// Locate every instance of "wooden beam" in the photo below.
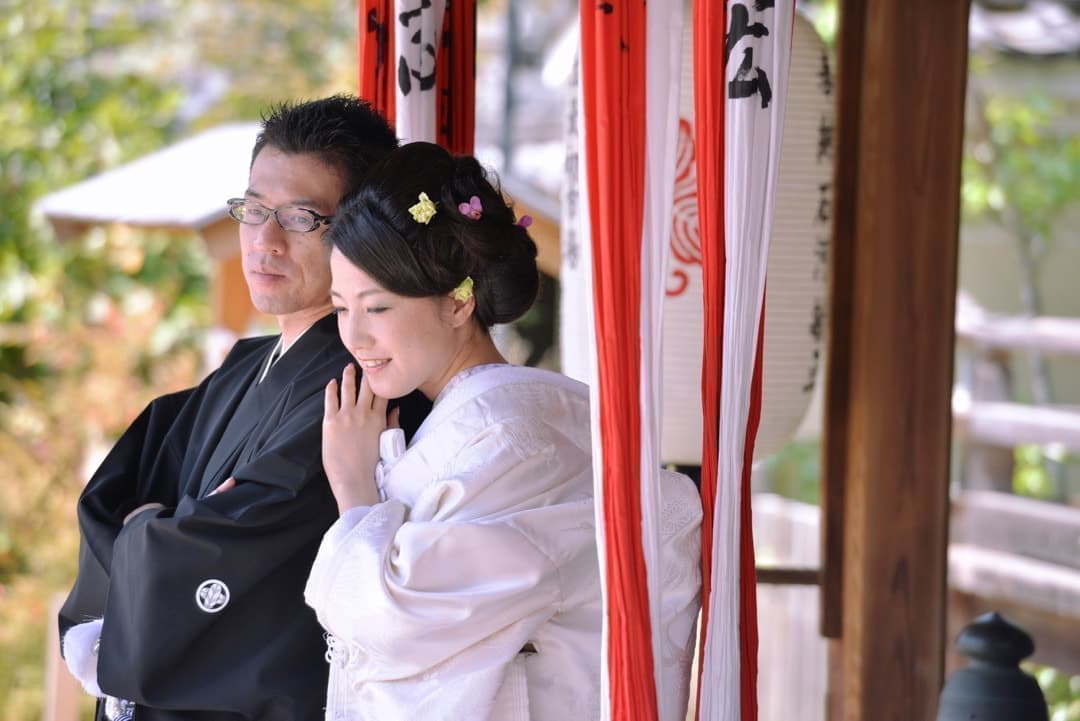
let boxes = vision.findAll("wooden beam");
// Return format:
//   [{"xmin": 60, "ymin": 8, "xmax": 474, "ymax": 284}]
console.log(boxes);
[
  {"xmin": 756, "ymin": 567, "xmax": 821, "ymax": 586},
  {"xmin": 954, "ymin": 401, "xmax": 1080, "ymax": 451},
  {"xmin": 956, "ymin": 300, "xmax": 1080, "ymax": 356},
  {"xmin": 951, "ymin": 490, "xmax": 1080, "ymax": 570},
  {"xmin": 949, "ymin": 544, "xmax": 1080, "ymax": 627},
  {"xmin": 826, "ymin": 1, "xmax": 971, "ymax": 720}
]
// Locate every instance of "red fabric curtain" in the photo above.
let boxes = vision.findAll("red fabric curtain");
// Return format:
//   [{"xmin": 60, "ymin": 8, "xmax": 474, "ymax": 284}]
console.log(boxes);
[
  {"xmin": 692, "ymin": 7, "xmax": 726, "ymax": 716},
  {"xmin": 738, "ymin": 323, "xmax": 763, "ymax": 721},
  {"xmin": 694, "ymin": 1, "xmax": 761, "ymax": 719},
  {"xmin": 357, "ymin": 0, "xmax": 396, "ymax": 123},
  {"xmin": 579, "ymin": 3, "xmax": 658, "ymax": 720},
  {"xmin": 436, "ymin": 0, "xmax": 476, "ymax": 154},
  {"xmin": 359, "ymin": 0, "xmax": 474, "ymax": 152}
]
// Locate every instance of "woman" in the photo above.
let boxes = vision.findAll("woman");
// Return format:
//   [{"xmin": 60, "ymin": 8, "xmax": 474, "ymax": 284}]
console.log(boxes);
[{"xmin": 305, "ymin": 142, "xmax": 700, "ymax": 721}]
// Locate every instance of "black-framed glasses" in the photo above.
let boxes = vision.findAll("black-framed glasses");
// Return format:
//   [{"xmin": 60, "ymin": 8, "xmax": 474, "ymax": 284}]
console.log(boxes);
[{"xmin": 226, "ymin": 198, "xmax": 333, "ymax": 233}]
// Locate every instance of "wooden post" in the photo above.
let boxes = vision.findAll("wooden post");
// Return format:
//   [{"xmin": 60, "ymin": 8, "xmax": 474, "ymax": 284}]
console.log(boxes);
[{"xmin": 825, "ymin": 0, "xmax": 971, "ymax": 719}]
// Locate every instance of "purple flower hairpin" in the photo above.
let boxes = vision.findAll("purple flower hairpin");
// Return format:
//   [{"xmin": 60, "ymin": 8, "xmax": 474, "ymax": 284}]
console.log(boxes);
[
  {"xmin": 458, "ymin": 195, "xmax": 483, "ymax": 220},
  {"xmin": 517, "ymin": 214, "xmax": 533, "ymax": 229}
]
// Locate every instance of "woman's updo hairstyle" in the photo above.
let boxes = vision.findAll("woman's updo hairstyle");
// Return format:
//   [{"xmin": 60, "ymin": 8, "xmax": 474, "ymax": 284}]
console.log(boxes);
[{"xmin": 328, "ymin": 141, "xmax": 539, "ymax": 328}]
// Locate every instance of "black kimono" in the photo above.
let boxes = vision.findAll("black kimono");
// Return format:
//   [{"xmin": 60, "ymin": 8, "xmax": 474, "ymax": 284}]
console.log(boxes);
[{"xmin": 59, "ymin": 312, "xmax": 430, "ymax": 721}]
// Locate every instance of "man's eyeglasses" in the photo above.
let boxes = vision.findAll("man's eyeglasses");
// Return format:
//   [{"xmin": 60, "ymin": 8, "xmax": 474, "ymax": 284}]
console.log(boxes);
[{"xmin": 226, "ymin": 198, "xmax": 333, "ymax": 233}]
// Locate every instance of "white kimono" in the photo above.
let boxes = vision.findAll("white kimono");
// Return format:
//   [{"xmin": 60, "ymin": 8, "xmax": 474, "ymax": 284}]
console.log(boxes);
[{"xmin": 305, "ymin": 365, "xmax": 701, "ymax": 721}]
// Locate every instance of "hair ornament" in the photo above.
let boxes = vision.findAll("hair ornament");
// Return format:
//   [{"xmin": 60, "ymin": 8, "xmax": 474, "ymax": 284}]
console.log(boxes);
[
  {"xmin": 451, "ymin": 276, "xmax": 474, "ymax": 303},
  {"xmin": 408, "ymin": 192, "xmax": 438, "ymax": 224},
  {"xmin": 517, "ymin": 214, "xmax": 533, "ymax": 229},
  {"xmin": 458, "ymin": 195, "xmax": 483, "ymax": 220}
]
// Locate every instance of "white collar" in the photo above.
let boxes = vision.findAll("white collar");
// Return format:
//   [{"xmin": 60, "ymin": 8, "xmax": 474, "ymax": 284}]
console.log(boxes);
[{"xmin": 257, "ymin": 322, "xmax": 316, "ymax": 383}]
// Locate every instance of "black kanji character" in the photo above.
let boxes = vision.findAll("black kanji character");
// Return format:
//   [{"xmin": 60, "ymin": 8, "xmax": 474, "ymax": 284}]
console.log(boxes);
[
  {"xmin": 725, "ymin": 3, "xmax": 769, "ymax": 64},
  {"xmin": 728, "ymin": 47, "xmax": 773, "ymax": 108}
]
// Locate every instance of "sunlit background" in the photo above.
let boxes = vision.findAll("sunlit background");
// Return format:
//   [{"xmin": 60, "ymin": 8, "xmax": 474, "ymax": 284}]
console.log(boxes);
[{"xmin": 1, "ymin": 1, "xmax": 1078, "ymax": 719}]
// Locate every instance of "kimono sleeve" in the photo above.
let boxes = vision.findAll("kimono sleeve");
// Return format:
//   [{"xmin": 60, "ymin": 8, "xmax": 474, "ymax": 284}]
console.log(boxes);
[
  {"xmin": 305, "ymin": 423, "xmax": 595, "ymax": 682},
  {"xmin": 59, "ymin": 387, "xmax": 196, "ymax": 639},
  {"xmin": 95, "ymin": 385, "xmax": 337, "ymax": 713}
]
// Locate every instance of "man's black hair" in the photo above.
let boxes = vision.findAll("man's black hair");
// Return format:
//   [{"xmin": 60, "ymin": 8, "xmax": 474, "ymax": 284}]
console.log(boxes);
[{"xmin": 253, "ymin": 95, "xmax": 398, "ymax": 196}]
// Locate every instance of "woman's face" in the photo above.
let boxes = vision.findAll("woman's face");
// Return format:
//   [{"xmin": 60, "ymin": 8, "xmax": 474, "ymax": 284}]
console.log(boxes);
[{"xmin": 329, "ymin": 248, "xmax": 465, "ymax": 400}]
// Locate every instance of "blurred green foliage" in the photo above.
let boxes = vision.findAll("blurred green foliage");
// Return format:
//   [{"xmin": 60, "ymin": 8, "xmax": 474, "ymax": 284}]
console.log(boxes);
[
  {"xmin": 1, "ymin": 3, "xmax": 199, "ymax": 716},
  {"xmin": 962, "ymin": 84, "xmax": 1080, "ymax": 241},
  {"xmin": 759, "ymin": 440, "xmax": 821, "ymax": 506},
  {"xmin": 1012, "ymin": 443, "xmax": 1055, "ymax": 500},
  {"xmin": 0, "ymin": 1, "xmax": 191, "ymax": 385},
  {"xmin": 1024, "ymin": 663, "xmax": 1080, "ymax": 721},
  {"xmin": 961, "ymin": 54, "xmax": 1080, "ymax": 503},
  {"xmin": 0, "ymin": 0, "xmax": 357, "ymax": 717}
]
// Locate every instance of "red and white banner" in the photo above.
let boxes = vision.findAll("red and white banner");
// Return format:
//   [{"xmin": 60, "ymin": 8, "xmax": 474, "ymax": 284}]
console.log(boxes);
[
  {"xmin": 358, "ymin": 0, "xmax": 475, "ymax": 153},
  {"xmin": 572, "ymin": 2, "xmax": 797, "ymax": 720},
  {"xmin": 695, "ymin": 3, "xmax": 794, "ymax": 721}
]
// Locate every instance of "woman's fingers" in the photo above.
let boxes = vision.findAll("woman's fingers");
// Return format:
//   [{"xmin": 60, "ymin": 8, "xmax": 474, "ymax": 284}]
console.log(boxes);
[
  {"xmin": 388, "ymin": 406, "xmax": 401, "ymax": 429},
  {"xmin": 359, "ymin": 375, "xmax": 389, "ymax": 425},
  {"xmin": 329, "ymin": 364, "xmax": 388, "ymax": 427},
  {"xmin": 357, "ymin": 371, "xmax": 374, "ymax": 409},
  {"xmin": 340, "ymin": 363, "xmax": 357, "ymax": 408}
]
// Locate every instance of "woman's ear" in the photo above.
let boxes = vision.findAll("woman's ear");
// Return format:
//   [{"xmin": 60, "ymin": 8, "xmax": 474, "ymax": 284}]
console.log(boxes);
[
  {"xmin": 444, "ymin": 276, "xmax": 476, "ymax": 328},
  {"xmin": 442, "ymin": 292, "xmax": 476, "ymax": 328}
]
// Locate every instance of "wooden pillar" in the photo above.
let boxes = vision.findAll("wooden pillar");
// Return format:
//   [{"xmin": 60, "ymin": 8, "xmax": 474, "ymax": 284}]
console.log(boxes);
[{"xmin": 823, "ymin": 1, "xmax": 971, "ymax": 719}]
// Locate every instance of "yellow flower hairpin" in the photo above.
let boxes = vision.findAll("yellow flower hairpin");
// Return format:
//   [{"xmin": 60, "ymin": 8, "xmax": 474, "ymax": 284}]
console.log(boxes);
[
  {"xmin": 408, "ymin": 192, "xmax": 437, "ymax": 224},
  {"xmin": 451, "ymin": 276, "xmax": 474, "ymax": 303}
]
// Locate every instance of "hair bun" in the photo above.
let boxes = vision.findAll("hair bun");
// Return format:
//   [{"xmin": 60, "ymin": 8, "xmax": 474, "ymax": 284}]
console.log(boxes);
[{"xmin": 328, "ymin": 142, "xmax": 540, "ymax": 328}]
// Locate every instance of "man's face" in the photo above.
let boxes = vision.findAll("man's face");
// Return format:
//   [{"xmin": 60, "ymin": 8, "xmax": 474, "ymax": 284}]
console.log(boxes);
[{"xmin": 239, "ymin": 147, "xmax": 345, "ymax": 319}]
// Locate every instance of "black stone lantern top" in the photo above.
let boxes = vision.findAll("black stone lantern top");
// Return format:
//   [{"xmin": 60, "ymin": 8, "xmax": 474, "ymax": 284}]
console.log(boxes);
[{"xmin": 956, "ymin": 611, "xmax": 1036, "ymax": 666}]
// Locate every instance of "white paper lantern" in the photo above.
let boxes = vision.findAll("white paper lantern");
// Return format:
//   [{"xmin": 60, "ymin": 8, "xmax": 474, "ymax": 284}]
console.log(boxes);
[
  {"xmin": 657, "ymin": 10, "xmax": 834, "ymax": 464},
  {"xmin": 559, "ymin": 11, "xmax": 833, "ymax": 465}
]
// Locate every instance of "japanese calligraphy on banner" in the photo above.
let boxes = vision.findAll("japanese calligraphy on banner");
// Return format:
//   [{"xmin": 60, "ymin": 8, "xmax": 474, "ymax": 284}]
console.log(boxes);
[
  {"xmin": 563, "ymin": 11, "xmax": 834, "ymax": 466},
  {"xmin": 359, "ymin": 0, "xmax": 475, "ymax": 153},
  {"xmin": 394, "ymin": 0, "xmax": 447, "ymax": 142},
  {"xmin": 560, "ymin": 6, "xmax": 821, "ymax": 718},
  {"xmin": 661, "ymin": 10, "xmax": 833, "ymax": 465}
]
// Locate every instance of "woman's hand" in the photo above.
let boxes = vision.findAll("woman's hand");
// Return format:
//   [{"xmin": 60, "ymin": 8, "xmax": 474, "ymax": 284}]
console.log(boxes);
[{"xmin": 323, "ymin": 364, "xmax": 386, "ymax": 514}]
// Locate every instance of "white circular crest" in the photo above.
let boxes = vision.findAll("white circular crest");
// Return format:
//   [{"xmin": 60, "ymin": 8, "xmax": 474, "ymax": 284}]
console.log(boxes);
[{"xmin": 195, "ymin": 578, "xmax": 230, "ymax": 613}]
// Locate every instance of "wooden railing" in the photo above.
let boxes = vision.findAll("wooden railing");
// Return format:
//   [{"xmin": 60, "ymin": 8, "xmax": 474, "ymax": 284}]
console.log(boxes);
[
  {"xmin": 953, "ymin": 293, "xmax": 1080, "ymax": 464},
  {"xmin": 949, "ymin": 294, "xmax": 1080, "ymax": 673},
  {"xmin": 750, "ymin": 491, "xmax": 1080, "ymax": 720},
  {"xmin": 948, "ymin": 490, "xmax": 1080, "ymax": 675}
]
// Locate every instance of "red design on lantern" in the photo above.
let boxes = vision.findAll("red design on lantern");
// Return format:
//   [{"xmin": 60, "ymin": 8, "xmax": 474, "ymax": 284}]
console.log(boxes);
[{"xmin": 668, "ymin": 118, "xmax": 701, "ymax": 297}]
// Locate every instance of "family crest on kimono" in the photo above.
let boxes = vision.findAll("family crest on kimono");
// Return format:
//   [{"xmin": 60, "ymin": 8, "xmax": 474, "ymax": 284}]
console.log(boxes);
[
  {"xmin": 58, "ymin": 96, "xmax": 431, "ymax": 721},
  {"xmin": 305, "ymin": 140, "xmax": 703, "ymax": 721}
]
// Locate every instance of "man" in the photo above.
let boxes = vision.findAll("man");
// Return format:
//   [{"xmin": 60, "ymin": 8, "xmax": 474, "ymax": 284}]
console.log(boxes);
[{"xmin": 58, "ymin": 95, "xmax": 430, "ymax": 720}]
